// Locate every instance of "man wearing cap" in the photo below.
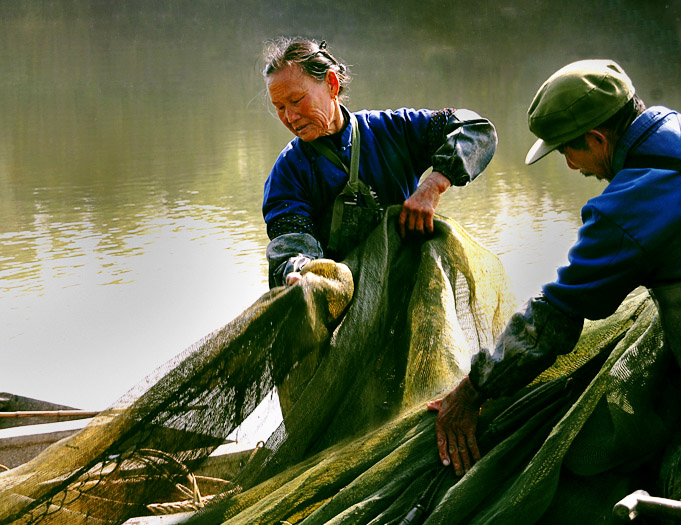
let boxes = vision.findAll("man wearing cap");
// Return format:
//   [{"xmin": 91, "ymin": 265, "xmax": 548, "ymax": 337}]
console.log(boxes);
[{"xmin": 429, "ymin": 59, "xmax": 681, "ymax": 476}]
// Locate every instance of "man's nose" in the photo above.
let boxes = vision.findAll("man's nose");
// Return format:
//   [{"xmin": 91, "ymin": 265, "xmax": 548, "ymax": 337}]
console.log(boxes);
[{"xmin": 565, "ymin": 157, "xmax": 578, "ymax": 170}]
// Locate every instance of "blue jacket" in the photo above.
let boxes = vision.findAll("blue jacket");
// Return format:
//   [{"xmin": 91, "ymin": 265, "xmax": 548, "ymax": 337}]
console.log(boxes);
[
  {"xmin": 263, "ymin": 106, "xmax": 497, "ymax": 287},
  {"xmin": 544, "ymin": 106, "xmax": 681, "ymax": 319},
  {"xmin": 471, "ymin": 106, "xmax": 681, "ymax": 398},
  {"xmin": 265, "ymin": 107, "xmax": 430, "ymax": 226},
  {"xmin": 263, "ymin": 106, "xmax": 495, "ymax": 231}
]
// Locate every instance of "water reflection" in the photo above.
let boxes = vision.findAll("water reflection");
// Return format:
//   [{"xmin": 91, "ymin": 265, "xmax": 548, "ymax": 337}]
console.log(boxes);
[{"xmin": 1, "ymin": 1, "xmax": 680, "ymax": 410}]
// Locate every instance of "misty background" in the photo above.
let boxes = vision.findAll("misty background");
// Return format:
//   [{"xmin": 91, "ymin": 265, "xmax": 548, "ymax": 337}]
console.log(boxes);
[{"xmin": 1, "ymin": 1, "xmax": 680, "ymax": 411}]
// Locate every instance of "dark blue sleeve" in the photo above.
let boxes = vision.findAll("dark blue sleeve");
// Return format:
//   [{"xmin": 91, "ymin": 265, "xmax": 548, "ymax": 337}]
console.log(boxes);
[
  {"xmin": 357, "ymin": 108, "xmax": 432, "ymax": 202},
  {"xmin": 356, "ymin": 107, "xmax": 497, "ymax": 203},
  {"xmin": 542, "ymin": 206, "xmax": 646, "ymax": 320},
  {"xmin": 262, "ymin": 142, "xmax": 317, "ymax": 224}
]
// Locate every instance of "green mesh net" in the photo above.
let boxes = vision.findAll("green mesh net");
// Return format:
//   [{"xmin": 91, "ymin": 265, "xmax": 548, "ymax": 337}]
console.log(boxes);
[{"xmin": 1, "ymin": 206, "xmax": 679, "ymax": 524}]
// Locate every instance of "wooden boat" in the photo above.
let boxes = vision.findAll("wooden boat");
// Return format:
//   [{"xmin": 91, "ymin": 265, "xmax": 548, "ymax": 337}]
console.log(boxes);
[
  {"xmin": 0, "ymin": 392, "xmax": 99, "ymax": 469},
  {"xmin": 0, "ymin": 392, "xmax": 257, "ymax": 522}
]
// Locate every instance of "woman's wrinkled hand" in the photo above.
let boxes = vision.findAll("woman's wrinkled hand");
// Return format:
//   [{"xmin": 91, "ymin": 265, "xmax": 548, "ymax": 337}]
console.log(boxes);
[
  {"xmin": 285, "ymin": 271, "xmax": 303, "ymax": 286},
  {"xmin": 399, "ymin": 171, "xmax": 451, "ymax": 237},
  {"xmin": 427, "ymin": 375, "xmax": 485, "ymax": 476}
]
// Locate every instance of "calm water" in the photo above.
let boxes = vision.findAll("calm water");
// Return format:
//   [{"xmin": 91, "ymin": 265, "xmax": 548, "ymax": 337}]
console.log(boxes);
[{"xmin": 2, "ymin": 1, "xmax": 681, "ymax": 411}]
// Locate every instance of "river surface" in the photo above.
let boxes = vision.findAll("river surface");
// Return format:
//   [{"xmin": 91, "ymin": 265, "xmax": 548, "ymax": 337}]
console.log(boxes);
[{"xmin": 2, "ymin": 1, "xmax": 681, "ymax": 414}]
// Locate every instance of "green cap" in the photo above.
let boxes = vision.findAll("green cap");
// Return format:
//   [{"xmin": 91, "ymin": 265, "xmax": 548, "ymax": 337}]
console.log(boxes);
[{"xmin": 525, "ymin": 59, "xmax": 635, "ymax": 164}]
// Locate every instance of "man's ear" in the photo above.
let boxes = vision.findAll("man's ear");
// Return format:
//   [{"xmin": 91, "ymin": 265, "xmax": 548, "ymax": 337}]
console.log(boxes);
[{"xmin": 585, "ymin": 130, "xmax": 612, "ymax": 154}]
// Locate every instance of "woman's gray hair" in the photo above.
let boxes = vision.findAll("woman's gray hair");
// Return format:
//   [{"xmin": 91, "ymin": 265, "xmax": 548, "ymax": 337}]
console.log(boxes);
[{"xmin": 263, "ymin": 37, "xmax": 352, "ymax": 101}]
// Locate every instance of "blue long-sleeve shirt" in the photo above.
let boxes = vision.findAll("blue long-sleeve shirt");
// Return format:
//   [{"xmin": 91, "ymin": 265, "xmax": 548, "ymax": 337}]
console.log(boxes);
[
  {"xmin": 544, "ymin": 107, "xmax": 681, "ymax": 317},
  {"xmin": 471, "ymin": 106, "xmax": 681, "ymax": 398},
  {"xmin": 263, "ymin": 106, "xmax": 497, "ymax": 287}
]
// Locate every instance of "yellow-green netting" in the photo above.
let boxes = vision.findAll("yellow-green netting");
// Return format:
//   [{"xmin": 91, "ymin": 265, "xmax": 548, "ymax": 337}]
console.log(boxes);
[{"xmin": 1, "ymin": 206, "xmax": 678, "ymax": 524}]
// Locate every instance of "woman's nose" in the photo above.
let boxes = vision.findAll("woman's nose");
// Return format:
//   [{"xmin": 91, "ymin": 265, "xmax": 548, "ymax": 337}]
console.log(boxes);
[{"xmin": 286, "ymin": 107, "xmax": 300, "ymax": 123}]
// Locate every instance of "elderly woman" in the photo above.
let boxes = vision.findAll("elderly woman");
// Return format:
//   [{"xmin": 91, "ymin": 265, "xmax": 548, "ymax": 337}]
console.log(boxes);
[{"xmin": 263, "ymin": 38, "xmax": 497, "ymax": 287}]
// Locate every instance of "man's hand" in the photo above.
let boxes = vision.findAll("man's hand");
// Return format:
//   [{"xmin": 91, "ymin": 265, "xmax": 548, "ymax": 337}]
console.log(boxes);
[
  {"xmin": 427, "ymin": 375, "xmax": 484, "ymax": 476},
  {"xmin": 399, "ymin": 171, "xmax": 451, "ymax": 237}
]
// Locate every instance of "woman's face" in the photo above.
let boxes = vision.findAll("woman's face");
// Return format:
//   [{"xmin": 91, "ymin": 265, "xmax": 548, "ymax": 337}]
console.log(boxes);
[{"xmin": 267, "ymin": 64, "xmax": 343, "ymax": 141}]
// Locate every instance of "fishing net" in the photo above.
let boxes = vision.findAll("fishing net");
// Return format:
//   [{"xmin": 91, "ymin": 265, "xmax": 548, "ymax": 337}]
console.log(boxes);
[{"xmin": 1, "ymin": 206, "xmax": 679, "ymax": 524}]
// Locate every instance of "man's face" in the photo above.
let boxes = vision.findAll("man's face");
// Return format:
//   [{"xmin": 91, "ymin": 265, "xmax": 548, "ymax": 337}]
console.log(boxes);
[{"xmin": 558, "ymin": 131, "xmax": 613, "ymax": 181}]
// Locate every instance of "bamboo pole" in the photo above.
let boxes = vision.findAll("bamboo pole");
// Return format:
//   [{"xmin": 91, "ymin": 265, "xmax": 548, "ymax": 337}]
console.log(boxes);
[{"xmin": 0, "ymin": 410, "xmax": 100, "ymax": 418}]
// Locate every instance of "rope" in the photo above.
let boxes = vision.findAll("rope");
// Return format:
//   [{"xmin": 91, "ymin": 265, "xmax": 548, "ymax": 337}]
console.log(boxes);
[
  {"xmin": 146, "ymin": 494, "xmax": 216, "ymax": 515},
  {"xmin": 245, "ymin": 440, "xmax": 265, "ymax": 465},
  {"xmin": 137, "ymin": 448, "xmax": 239, "ymax": 515},
  {"xmin": 146, "ymin": 482, "xmax": 242, "ymax": 515}
]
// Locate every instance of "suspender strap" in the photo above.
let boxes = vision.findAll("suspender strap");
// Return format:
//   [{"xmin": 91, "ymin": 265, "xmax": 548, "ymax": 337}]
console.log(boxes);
[
  {"xmin": 624, "ymin": 154, "xmax": 681, "ymax": 172},
  {"xmin": 309, "ymin": 112, "xmax": 380, "ymax": 208},
  {"xmin": 310, "ymin": 112, "xmax": 383, "ymax": 253}
]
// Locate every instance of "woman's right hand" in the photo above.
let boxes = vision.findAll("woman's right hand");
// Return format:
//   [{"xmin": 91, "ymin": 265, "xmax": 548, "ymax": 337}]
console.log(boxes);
[
  {"xmin": 285, "ymin": 271, "xmax": 303, "ymax": 286},
  {"xmin": 399, "ymin": 171, "xmax": 451, "ymax": 237}
]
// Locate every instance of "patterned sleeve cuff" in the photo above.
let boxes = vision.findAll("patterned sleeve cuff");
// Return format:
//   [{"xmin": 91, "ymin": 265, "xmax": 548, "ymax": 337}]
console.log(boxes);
[
  {"xmin": 427, "ymin": 108, "xmax": 458, "ymax": 154},
  {"xmin": 428, "ymin": 109, "xmax": 462, "ymax": 185},
  {"xmin": 267, "ymin": 214, "xmax": 315, "ymax": 240}
]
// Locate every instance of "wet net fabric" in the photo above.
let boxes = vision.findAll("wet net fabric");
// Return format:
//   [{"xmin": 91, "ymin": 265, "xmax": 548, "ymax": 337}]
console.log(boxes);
[{"xmin": 1, "ymin": 206, "xmax": 679, "ymax": 524}]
